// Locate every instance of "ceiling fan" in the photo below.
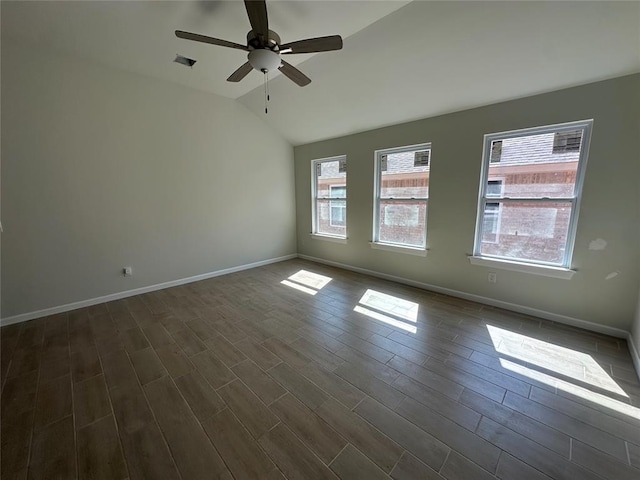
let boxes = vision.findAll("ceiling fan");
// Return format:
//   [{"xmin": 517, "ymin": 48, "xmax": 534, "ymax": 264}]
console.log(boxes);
[{"xmin": 175, "ymin": 0, "xmax": 343, "ymax": 87}]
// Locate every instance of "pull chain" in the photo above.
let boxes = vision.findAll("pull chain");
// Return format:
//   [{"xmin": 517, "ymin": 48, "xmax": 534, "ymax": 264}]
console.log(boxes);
[
  {"xmin": 262, "ymin": 70, "xmax": 272, "ymax": 114},
  {"xmin": 262, "ymin": 71, "xmax": 272, "ymax": 114}
]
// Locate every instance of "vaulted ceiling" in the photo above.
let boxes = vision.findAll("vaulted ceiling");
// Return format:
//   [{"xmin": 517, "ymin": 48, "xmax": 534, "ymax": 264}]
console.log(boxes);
[{"xmin": 3, "ymin": 1, "xmax": 640, "ymax": 145}]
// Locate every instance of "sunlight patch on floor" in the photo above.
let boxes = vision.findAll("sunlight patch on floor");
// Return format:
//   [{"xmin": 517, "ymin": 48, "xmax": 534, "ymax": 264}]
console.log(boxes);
[
  {"xmin": 280, "ymin": 270, "xmax": 332, "ymax": 296},
  {"xmin": 280, "ymin": 280, "xmax": 318, "ymax": 295},
  {"xmin": 487, "ymin": 325, "xmax": 627, "ymax": 397},
  {"xmin": 499, "ymin": 358, "xmax": 640, "ymax": 420},
  {"xmin": 354, "ymin": 289, "xmax": 419, "ymax": 333},
  {"xmin": 288, "ymin": 270, "xmax": 332, "ymax": 290},
  {"xmin": 360, "ymin": 289, "xmax": 419, "ymax": 322}
]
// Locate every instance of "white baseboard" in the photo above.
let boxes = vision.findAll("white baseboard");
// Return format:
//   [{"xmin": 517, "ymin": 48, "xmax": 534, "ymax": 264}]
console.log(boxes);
[
  {"xmin": 298, "ymin": 254, "xmax": 630, "ymax": 340},
  {"xmin": 4, "ymin": 251, "xmax": 638, "ymax": 381},
  {"xmin": 0, "ymin": 254, "xmax": 297, "ymax": 327}
]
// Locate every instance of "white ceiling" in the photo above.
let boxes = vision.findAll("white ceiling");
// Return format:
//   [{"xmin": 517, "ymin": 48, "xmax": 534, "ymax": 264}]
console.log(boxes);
[
  {"xmin": 1, "ymin": 1, "xmax": 409, "ymax": 99},
  {"xmin": 3, "ymin": 1, "xmax": 640, "ymax": 145}
]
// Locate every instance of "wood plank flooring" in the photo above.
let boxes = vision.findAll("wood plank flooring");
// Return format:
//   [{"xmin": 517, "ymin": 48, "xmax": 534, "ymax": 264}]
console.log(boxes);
[{"xmin": 2, "ymin": 258, "xmax": 639, "ymax": 480}]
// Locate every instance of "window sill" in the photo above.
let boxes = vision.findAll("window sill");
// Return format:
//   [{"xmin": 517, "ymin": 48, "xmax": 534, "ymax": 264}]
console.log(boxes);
[
  {"xmin": 370, "ymin": 242, "xmax": 427, "ymax": 256},
  {"xmin": 468, "ymin": 256, "xmax": 575, "ymax": 279},
  {"xmin": 310, "ymin": 233, "xmax": 348, "ymax": 244}
]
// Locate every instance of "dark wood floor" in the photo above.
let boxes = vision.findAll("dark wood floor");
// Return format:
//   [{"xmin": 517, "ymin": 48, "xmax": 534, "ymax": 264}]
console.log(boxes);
[{"xmin": 2, "ymin": 259, "xmax": 639, "ymax": 480}]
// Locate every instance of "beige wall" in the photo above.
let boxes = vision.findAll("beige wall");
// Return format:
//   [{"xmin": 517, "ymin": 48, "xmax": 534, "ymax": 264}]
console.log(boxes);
[
  {"xmin": 1, "ymin": 41, "xmax": 296, "ymax": 319},
  {"xmin": 295, "ymin": 74, "xmax": 640, "ymax": 332},
  {"xmin": 633, "ymin": 289, "xmax": 640, "ymax": 359},
  {"xmin": 632, "ymin": 159, "xmax": 640, "ymax": 358}
]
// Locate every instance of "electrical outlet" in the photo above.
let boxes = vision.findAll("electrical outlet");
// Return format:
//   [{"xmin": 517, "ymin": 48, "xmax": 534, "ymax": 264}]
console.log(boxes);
[
  {"xmin": 488, "ymin": 272, "xmax": 497, "ymax": 283},
  {"xmin": 123, "ymin": 267, "xmax": 133, "ymax": 277}
]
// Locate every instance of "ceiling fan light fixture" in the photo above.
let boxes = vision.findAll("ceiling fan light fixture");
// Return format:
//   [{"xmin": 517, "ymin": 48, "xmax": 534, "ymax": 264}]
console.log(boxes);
[{"xmin": 248, "ymin": 49, "xmax": 281, "ymax": 73}]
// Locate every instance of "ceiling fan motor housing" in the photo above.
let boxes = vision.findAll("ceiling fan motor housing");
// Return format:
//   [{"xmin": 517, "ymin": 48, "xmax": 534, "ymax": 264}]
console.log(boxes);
[{"xmin": 247, "ymin": 29, "xmax": 281, "ymax": 50}]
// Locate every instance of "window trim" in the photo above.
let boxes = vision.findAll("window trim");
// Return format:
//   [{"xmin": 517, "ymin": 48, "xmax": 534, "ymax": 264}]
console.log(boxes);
[
  {"xmin": 372, "ymin": 143, "xmax": 431, "ymax": 252},
  {"xmin": 468, "ymin": 255, "xmax": 575, "ymax": 279},
  {"xmin": 472, "ymin": 119, "xmax": 593, "ymax": 271},
  {"xmin": 310, "ymin": 233, "xmax": 348, "ymax": 244},
  {"xmin": 370, "ymin": 241, "xmax": 428, "ymax": 256},
  {"xmin": 311, "ymin": 155, "xmax": 347, "ymax": 239}
]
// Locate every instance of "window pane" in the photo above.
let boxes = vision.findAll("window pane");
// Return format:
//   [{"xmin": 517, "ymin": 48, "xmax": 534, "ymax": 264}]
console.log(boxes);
[
  {"xmin": 482, "ymin": 202, "xmax": 500, "ymax": 243},
  {"xmin": 490, "ymin": 140, "xmax": 502, "ymax": 163},
  {"xmin": 317, "ymin": 161, "xmax": 346, "ymax": 198},
  {"xmin": 330, "ymin": 200, "xmax": 346, "ymax": 227},
  {"xmin": 487, "ymin": 180, "xmax": 503, "ymax": 197},
  {"xmin": 313, "ymin": 157, "xmax": 346, "ymax": 238},
  {"xmin": 479, "ymin": 201, "xmax": 573, "ymax": 265},
  {"xmin": 380, "ymin": 149, "xmax": 429, "ymax": 198},
  {"xmin": 316, "ymin": 199, "xmax": 346, "ymax": 236},
  {"xmin": 488, "ymin": 131, "xmax": 583, "ymax": 198},
  {"xmin": 378, "ymin": 200, "xmax": 427, "ymax": 247}
]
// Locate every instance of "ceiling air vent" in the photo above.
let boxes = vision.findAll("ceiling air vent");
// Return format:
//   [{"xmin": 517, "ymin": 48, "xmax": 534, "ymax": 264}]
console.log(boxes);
[{"xmin": 174, "ymin": 55, "xmax": 196, "ymax": 67}]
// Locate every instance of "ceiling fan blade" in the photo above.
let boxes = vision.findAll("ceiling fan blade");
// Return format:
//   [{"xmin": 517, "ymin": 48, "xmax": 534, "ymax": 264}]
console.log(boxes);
[
  {"xmin": 244, "ymin": 0, "xmax": 269, "ymax": 46},
  {"xmin": 227, "ymin": 62, "xmax": 253, "ymax": 82},
  {"xmin": 175, "ymin": 30, "xmax": 249, "ymax": 51},
  {"xmin": 279, "ymin": 60, "xmax": 311, "ymax": 87},
  {"xmin": 280, "ymin": 35, "xmax": 343, "ymax": 54}
]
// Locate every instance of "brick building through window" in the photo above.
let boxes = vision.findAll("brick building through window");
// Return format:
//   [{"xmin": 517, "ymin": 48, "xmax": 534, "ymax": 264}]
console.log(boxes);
[{"xmin": 477, "ymin": 128, "xmax": 587, "ymax": 266}]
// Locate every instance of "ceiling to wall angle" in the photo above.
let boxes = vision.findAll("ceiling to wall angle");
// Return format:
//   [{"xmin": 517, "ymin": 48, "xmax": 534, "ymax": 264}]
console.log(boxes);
[{"xmin": 2, "ymin": 1, "xmax": 638, "ymax": 144}]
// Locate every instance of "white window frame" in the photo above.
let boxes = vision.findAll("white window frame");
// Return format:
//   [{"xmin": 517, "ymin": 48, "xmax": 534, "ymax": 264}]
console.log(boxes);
[
  {"xmin": 470, "ymin": 120, "xmax": 593, "ymax": 278},
  {"xmin": 311, "ymin": 155, "xmax": 347, "ymax": 241},
  {"xmin": 372, "ymin": 143, "xmax": 431, "ymax": 254}
]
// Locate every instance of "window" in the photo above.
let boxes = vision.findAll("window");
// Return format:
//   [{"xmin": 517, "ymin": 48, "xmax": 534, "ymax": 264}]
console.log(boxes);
[
  {"xmin": 329, "ymin": 185, "xmax": 346, "ymax": 227},
  {"xmin": 473, "ymin": 120, "xmax": 592, "ymax": 270},
  {"xmin": 373, "ymin": 144, "xmax": 431, "ymax": 250},
  {"xmin": 487, "ymin": 179, "xmax": 503, "ymax": 197},
  {"xmin": 553, "ymin": 130, "xmax": 583, "ymax": 153},
  {"xmin": 483, "ymin": 180, "xmax": 503, "ymax": 242},
  {"xmin": 490, "ymin": 140, "xmax": 502, "ymax": 163},
  {"xmin": 312, "ymin": 156, "xmax": 347, "ymax": 238}
]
